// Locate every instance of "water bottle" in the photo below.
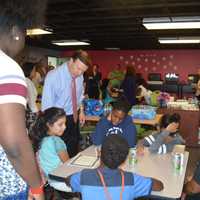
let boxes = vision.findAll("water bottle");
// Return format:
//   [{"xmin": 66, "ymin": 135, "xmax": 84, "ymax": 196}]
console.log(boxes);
[
  {"xmin": 104, "ymin": 103, "xmax": 112, "ymax": 116},
  {"xmin": 129, "ymin": 147, "xmax": 137, "ymax": 167},
  {"xmin": 103, "ymin": 103, "xmax": 108, "ymax": 116}
]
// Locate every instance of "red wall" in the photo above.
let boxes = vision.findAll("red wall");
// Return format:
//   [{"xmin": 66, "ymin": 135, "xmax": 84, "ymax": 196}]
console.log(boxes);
[{"xmin": 62, "ymin": 50, "xmax": 200, "ymax": 82}]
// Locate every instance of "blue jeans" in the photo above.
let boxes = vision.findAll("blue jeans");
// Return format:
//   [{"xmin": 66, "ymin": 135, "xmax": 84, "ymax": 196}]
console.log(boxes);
[{"xmin": 2, "ymin": 188, "xmax": 28, "ymax": 200}]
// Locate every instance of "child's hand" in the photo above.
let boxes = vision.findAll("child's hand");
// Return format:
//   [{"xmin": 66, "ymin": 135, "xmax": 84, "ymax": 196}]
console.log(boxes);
[
  {"xmin": 166, "ymin": 122, "xmax": 178, "ymax": 133},
  {"xmin": 136, "ymin": 146, "xmax": 145, "ymax": 156},
  {"xmin": 186, "ymin": 175, "xmax": 193, "ymax": 182},
  {"xmin": 95, "ymin": 146, "xmax": 101, "ymax": 158}
]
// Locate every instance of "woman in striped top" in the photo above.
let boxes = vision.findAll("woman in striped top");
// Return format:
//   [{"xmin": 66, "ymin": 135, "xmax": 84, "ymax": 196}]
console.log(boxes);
[{"xmin": 0, "ymin": 1, "xmax": 47, "ymax": 199}]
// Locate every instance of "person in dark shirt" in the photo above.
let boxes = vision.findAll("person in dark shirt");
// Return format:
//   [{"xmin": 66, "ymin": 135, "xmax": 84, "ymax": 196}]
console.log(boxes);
[
  {"xmin": 121, "ymin": 65, "xmax": 136, "ymax": 106},
  {"xmin": 85, "ymin": 64, "xmax": 102, "ymax": 99},
  {"xmin": 92, "ymin": 98, "xmax": 137, "ymax": 147}
]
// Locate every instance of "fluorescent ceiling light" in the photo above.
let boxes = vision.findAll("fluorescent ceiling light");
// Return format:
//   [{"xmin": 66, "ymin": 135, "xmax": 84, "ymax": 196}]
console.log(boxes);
[
  {"xmin": 159, "ymin": 37, "xmax": 200, "ymax": 44},
  {"xmin": 105, "ymin": 47, "xmax": 120, "ymax": 50},
  {"xmin": 143, "ymin": 16, "xmax": 200, "ymax": 30},
  {"xmin": 145, "ymin": 22, "xmax": 200, "ymax": 30},
  {"xmin": 52, "ymin": 40, "xmax": 90, "ymax": 46},
  {"xmin": 26, "ymin": 28, "xmax": 52, "ymax": 35}
]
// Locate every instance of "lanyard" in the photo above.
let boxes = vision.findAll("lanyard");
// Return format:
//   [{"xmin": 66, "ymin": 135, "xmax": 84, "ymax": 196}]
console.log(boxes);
[{"xmin": 97, "ymin": 169, "xmax": 124, "ymax": 200}]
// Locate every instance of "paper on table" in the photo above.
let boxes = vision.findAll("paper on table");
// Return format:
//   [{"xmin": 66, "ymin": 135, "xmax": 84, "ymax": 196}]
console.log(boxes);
[
  {"xmin": 172, "ymin": 145, "xmax": 185, "ymax": 154},
  {"xmin": 69, "ymin": 154, "xmax": 99, "ymax": 168}
]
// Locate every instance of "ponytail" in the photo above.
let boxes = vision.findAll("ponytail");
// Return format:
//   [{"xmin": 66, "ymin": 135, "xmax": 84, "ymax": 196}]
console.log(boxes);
[{"xmin": 29, "ymin": 112, "xmax": 48, "ymax": 153}]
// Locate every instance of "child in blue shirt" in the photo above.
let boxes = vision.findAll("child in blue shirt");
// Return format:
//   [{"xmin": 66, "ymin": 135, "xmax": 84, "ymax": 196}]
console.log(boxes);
[
  {"xmin": 91, "ymin": 98, "xmax": 137, "ymax": 147},
  {"xmin": 29, "ymin": 107, "xmax": 70, "ymax": 191},
  {"xmin": 69, "ymin": 134, "xmax": 163, "ymax": 200}
]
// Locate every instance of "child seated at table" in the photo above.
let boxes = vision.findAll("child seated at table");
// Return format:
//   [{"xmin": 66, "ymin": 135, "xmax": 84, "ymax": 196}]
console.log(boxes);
[
  {"xmin": 137, "ymin": 113, "xmax": 185, "ymax": 154},
  {"xmin": 29, "ymin": 107, "xmax": 70, "ymax": 191},
  {"xmin": 68, "ymin": 134, "xmax": 164, "ymax": 200},
  {"xmin": 91, "ymin": 98, "xmax": 137, "ymax": 147}
]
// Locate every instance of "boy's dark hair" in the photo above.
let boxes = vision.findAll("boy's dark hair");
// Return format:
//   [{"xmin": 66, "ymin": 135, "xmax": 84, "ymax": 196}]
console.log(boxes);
[
  {"xmin": 0, "ymin": 0, "xmax": 47, "ymax": 34},
  {"xmin": 101, "ymin": 134, "xmax": 129, "ymax": 169},
  {"xmin": 160, "ymin": 113, "xmax": 181, "ymax": 129},
  {"xmin": 22, "ymin": 62, "xmax": 35, "ymax": 77},
  {"xmin": 111, "ymin": 97, "xmax": 131, "ymax": 114},
  {"xmin": 29, "ymin": 107, "xmax": 66, "ymax": 153},
  {"xmin": 72, "ymin": 50, "xmax": 92, "ymax": 68}
]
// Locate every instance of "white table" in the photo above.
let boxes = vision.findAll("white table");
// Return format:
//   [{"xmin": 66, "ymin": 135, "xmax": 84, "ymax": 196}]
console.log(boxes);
[{"xmin": 50, "ymin": 146, "xmax": 189, "ymax": 199}]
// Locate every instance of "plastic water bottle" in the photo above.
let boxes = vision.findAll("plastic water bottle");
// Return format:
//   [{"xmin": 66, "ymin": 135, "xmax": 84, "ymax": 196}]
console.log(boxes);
[
  {"xmin": 103, "ymin": 104, "xmax": 108, "ymax": 115},
  {"xmin": 129, "ymin": 148, "xmax": 137, "ymax": 167},
  {"xmin": 104, "ymin": 103, "xmax": 112, "ymax": 116}
]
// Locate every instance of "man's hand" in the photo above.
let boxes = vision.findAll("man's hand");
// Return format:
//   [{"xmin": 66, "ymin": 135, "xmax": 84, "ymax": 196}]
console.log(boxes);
[{"xmin": 79, "ymin": 111, "xmax": 86, "ymax": 126}]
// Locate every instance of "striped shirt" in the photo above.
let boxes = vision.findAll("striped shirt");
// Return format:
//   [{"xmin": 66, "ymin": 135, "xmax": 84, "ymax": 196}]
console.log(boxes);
[
  {"xmin": 143, "ymin": 130, "xmax": 184, "ymax": 154},
  {"xmin": 0, "ymin": 49, "xmax": 27, "ymax": 198},
  {"xmin": 0, "ymin": 51, "xmax": 27, "ymax": 105}
]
